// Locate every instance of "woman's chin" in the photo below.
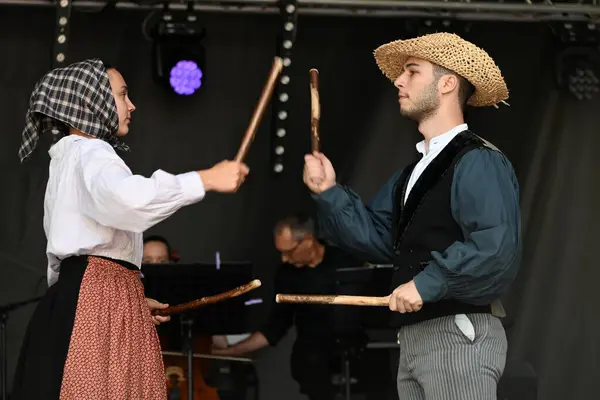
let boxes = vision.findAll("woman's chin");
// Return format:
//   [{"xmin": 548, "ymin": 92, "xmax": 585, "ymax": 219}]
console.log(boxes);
[{"xmin": 116, "ymin": 127, "xmax": 129, "ymax": 137}]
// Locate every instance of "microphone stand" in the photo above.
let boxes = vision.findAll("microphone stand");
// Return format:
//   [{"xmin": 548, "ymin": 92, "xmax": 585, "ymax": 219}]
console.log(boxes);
[
  {"xmin": 180, "ymin": 313, "xmax": 194, "ymax": 400},
  {"xmin": 0, "ymin": 296, "xmax": 43, "ymax": 400}
]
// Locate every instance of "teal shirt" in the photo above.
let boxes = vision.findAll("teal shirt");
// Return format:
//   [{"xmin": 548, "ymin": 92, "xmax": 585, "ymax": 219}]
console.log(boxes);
[{"xmin": 312, "ymin": 148, "xmax": 522, "ymax": 305}]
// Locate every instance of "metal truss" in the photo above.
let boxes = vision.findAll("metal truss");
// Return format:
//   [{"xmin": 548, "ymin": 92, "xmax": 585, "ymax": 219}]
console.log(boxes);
[
  {"xmin": 270, "ymin": 0, "xmax": 297, "ymax": 175},
  {"xmin": 2, "ymin": 0, "xmax": 600, "ymax": 22},
  {"xmin": 52, "ymin": 0, "xmax": 72, "ymax": 68}
]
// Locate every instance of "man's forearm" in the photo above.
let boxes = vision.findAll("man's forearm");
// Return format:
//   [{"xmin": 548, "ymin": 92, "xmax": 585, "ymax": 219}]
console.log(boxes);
[{"xmin": 217, "ymin": 332, "xmax": 269, "ymax": 356}]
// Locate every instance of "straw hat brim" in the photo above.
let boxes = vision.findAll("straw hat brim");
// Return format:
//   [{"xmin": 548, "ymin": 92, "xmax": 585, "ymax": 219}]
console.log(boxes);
[{"xmin": 373, "ymin": 33, "xmax": 509, "ymax": 107}]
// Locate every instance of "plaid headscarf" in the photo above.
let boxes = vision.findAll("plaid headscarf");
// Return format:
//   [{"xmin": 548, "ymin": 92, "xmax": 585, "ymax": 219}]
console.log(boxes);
[{"xmin": 18, "ymin": 58, "xmax": 129, "ymax": 162}]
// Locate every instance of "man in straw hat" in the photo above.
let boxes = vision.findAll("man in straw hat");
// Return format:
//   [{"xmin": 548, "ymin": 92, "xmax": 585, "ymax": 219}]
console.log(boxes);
[{"xmin": 303, "ymin": 32, "xmax": 521, "ymax": 399}]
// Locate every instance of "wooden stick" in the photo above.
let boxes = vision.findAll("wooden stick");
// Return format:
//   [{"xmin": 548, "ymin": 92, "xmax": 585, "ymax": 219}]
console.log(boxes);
[
  {"xmin": 235, "ymin": 57, "xmax": 284, "ymax": 162},
  {"xmin": 153, "ymin": 279, "xmax": 262, "ymax": 316},
  {"xmin": 162, "ymin": 351, "xmax": 253, "ymax": 363},
  {"xmin": 309, "ymin": 68, "xmax": 320, "ymax": 152},
  {"xmin": 276, "ymin": 294, "xmax": 389, "ymax": 307}
]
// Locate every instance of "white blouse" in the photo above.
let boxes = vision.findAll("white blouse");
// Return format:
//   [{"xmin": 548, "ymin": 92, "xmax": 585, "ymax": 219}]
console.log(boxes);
[{"xmin": 44, "ymin": 135, "xmax": 205, "ymax": 286}]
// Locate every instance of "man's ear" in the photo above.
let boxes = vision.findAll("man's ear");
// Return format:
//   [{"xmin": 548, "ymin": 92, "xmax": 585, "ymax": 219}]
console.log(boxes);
[{"xmin": 439, "ymin": 74, "xmax": 459, "ymax": 95}]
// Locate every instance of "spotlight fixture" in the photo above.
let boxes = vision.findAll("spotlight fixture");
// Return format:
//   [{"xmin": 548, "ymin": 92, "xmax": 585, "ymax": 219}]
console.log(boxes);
[
  {"xmin": 150, "ymin": 9, "xmax": 206, "ymax": 96},
  {"xmin": 556, "ymin": 48, "xmax": 600, "ymax": 100},
  {"xmin": 552, "ymin": 22, "xmax": 600, "ymax": 100},
  {"xmin": 169, "ymin": 60, "xmax": 203, "ymax": 95}
]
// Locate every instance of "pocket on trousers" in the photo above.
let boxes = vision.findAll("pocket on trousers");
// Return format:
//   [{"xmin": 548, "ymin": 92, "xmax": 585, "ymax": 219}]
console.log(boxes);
[{"xmin": 454, "ymin": 314, "xmax": 476, "ymax": 342}]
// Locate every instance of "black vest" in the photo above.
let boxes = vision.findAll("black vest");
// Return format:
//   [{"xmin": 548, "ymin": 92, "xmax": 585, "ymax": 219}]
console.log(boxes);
[{"xmin": 389, "ymin": 130, "xmax": 494, "ymax": 327}]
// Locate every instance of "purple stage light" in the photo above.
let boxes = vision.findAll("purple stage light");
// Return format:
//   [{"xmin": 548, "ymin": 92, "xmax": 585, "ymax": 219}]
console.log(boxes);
[{"xmin": 169, "ymin": 60, "xmax": 203, "ymax": 95}]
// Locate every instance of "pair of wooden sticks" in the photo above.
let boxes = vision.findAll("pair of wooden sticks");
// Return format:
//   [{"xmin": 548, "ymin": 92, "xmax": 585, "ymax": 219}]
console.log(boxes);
[
  {"xmin": 152, "ymin": 277, "xmax": 387, "ymax": 317},
  {"xmin": 152, "ymin": 59, "xmax": 379, "ymax": 317},
  {"xmin": 233, "ymin": 57, "xmax": 322, "ymax": 165}
]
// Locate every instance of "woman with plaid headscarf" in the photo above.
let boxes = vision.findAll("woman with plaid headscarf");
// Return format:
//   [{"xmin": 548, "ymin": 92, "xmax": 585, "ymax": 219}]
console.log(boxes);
[{"xmin": 12, "ymin": 59, "xmax": 249, "ymax": 400}]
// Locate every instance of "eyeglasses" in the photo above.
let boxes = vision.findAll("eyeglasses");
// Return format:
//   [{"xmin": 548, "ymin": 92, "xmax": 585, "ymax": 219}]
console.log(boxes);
[{"xmin": 279, "ymin": 237, "xmax": 308, "ymax": 258}]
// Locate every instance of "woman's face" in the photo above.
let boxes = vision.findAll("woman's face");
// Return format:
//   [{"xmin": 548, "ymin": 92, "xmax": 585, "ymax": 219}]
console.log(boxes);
[{"xmin": 107, "ymin": 68, "xmax": 136, "ymax": 136}]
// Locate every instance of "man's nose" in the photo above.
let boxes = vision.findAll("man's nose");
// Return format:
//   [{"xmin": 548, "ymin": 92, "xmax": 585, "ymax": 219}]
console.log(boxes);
[{"xmin": 394, "ymin": 73, "xmax": 405, "ymax": 89}]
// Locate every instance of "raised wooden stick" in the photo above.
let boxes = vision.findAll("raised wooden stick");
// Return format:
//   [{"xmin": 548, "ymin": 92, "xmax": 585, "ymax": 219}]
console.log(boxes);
[
  {"xmin": 309, "ymin": 68, "xmax": 320, "ymax": 152},
  {"xmin": 276, "ymin": 294, "xmax": 389, "ymax": 307},
  {"xmin": 162, "ymin": 351, "xmax": 253, "ymax": 363},
  {"xmin": 235, "ymin": 57, "xmax": 284, "ymax": 162},
  {"xmin": 153, "ymin": 279, "xmax": 262, "ymax": 316}
]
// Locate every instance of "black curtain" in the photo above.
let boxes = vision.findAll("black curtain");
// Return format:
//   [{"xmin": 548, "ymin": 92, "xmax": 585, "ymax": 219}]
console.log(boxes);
[{"xmin": 0, "ymin": 6, "xmax": 598, "ymax": 400}]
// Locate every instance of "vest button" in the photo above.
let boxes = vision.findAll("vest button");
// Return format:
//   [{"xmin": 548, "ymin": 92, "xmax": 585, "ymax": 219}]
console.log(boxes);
[{"xmin": 395, "ymin": 249, "xmax": 401, "ymax": 256}]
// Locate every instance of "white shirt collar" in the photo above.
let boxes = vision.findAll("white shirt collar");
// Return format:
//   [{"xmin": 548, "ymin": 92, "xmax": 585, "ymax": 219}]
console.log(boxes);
[{"xmin": 415, "ymin": 123, "xmax": 468, "ymax": 156}]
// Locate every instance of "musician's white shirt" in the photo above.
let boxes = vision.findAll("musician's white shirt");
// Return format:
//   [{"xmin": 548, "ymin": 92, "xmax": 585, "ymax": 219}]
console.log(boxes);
[{"xmin": 44, "ymin": 135, "xmax": 205, "ymax": 286}]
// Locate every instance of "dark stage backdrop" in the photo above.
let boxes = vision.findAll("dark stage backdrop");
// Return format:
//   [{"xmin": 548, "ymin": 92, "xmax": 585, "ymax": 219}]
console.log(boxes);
[{"xmin": 0, "ymin": 5, "xmax": 599, "ymax": 400}]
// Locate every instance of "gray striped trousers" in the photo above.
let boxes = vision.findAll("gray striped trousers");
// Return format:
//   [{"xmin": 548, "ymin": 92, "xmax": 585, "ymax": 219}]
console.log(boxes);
[{"xmin": 396, "ymin": 313, "xmax": 507, "ymax": 400}]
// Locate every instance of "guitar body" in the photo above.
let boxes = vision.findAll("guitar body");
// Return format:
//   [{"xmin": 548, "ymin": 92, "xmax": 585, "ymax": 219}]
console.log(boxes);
[{"xmin": 160, "ymin": 333, "xmax": 220, "ymax": 400}]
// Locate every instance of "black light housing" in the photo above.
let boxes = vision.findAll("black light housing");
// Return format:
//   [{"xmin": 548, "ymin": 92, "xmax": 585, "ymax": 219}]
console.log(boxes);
[{"xmin": 151, "ymin": 10, "xmax": 207, "ymax": 96}]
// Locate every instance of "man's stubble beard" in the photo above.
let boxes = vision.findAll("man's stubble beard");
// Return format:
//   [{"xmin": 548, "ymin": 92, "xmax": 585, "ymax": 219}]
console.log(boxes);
[{"xmin": 399, "ymin": 82, "xmax": 440, "ymax": 122}]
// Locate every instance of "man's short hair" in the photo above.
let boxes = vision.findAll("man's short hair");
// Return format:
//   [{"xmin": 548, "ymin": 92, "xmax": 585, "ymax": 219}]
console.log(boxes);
[
  {"xmin": 143, "ymin": 235, "xmax": 172, "ymax": 260},
  {"xmin": 274, "ymin": 213, "xmax": 315, "ymax": 242},
  {"xmin": 432, "ymin": 63, "xmax": 475, "ymax": 112}
]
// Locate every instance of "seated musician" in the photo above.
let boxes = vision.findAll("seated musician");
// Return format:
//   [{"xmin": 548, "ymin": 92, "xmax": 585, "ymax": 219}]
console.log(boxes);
[
  {"xmin": 212, "ymin": 213, "xmax": 365, "ymax": 400},
  {"xmin": 142, "ymin": 235, "xmax": 220, "ymax": 400},
  {"xmin": 143, "ymin": 235, "xmax": 178, "ymax": 264}
]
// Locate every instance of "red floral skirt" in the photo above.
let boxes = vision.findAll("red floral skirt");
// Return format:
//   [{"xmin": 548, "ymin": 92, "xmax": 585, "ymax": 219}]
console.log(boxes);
[{"xmin": 12, "ymin": 255, "xmax": 167, "ymax": 400}]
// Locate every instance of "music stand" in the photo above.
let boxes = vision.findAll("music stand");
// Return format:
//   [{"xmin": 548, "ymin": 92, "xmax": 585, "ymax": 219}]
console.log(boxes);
[
  {"xmin": 141, "ymin": 262, "xmax": 257, "ymax": 400},
  {"xmin": 332, "ymin": 264, "xmax": 394, "ymax": 400}
]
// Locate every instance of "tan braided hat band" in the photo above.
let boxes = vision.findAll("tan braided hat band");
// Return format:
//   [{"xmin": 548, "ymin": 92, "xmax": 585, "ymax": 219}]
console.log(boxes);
[{"xmin": 373, "ymin": 32, "xmax": 509, "ymax": 107}]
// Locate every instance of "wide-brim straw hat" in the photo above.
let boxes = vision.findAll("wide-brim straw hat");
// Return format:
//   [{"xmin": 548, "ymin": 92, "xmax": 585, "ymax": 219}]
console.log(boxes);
[{"xmin": 373, "ymin": 32, "xmax": 508, "ymax": 107}]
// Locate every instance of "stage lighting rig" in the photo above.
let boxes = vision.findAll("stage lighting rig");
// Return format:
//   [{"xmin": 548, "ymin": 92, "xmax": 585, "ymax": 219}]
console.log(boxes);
[
  {"xmin": 552, "ymin": 22, "xmax": 600, "ymax": 100},
  {"xmin": 149, "ymin": 6, "xmax": 207, "ymax": 96},
  {"xmin": 403, "ymin": 18, "xmax": 471, "ymax": 37},
  {"xmin": 556, "ymin": 46, "xmax": 600, "ymax": 100},
  {"xmin": 52, "ymin": 0, "xmax": 73, "ymax": 69},
  {"xmin": 271, "ymin": 0, "xmax": 298, "ymax": 175}
]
